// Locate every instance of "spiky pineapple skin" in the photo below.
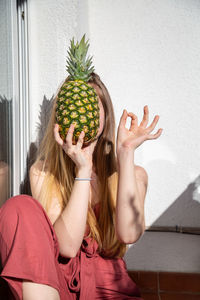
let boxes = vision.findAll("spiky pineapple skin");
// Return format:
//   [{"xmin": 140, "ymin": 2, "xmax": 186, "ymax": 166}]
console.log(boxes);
[{"xmin": 55, "ymin": 79, "xmax": 100, "ymax": 145}]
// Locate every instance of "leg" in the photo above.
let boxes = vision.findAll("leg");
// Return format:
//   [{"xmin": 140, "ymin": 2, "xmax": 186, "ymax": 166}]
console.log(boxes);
[
  {"xmin": 0, "ymin": 195, "xmax": 62, "ymax": 300},
  {"xmin": 22, "ymin": 280, "xmax": 60, "ymax": 300}
]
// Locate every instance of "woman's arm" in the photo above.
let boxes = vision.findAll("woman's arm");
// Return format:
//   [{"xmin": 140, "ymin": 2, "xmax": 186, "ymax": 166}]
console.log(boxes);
[
  {"xmin": 53, "ymin": 167, "xmax": 92, "ymax": 258},
  {"xmin": 31, "ymin": 124, "xmax": 97, "ymax": 258},
  {"xmin": 30, "ymin": 162, "xmax": 92, "ymax": 258},
  {"xmin": 116, "ymin": 106, "xmax": 162, "ymax": 244},
  {"xmin": 52, "ymin": 123, "xmax": 97, "ymax": 258},
  {"xmin": 116, "ymin": 150, "xmax": 148, "ymax": 244}
]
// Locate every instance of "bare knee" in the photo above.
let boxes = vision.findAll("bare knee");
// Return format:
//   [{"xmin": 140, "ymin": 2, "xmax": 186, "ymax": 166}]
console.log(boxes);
[{"xmin": 22, "ymin": 280, "xmax": 60, "ymax": 300}]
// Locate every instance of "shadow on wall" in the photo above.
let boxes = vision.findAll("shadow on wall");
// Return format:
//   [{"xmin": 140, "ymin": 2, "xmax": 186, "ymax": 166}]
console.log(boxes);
[
  {"xmin": 141, "ymin": 159, "xmax": 200, "ymax": 230},
  {"xmin": 20, "ymin": 94, "xmax": 55, "ymax": 194},
  {"xmin": 125, "ymin": 159, "xmax": 200, "ymax": 272},
  {"xmin": 0, "ymin": 95, "xmax": 12, "ymax": 207}
]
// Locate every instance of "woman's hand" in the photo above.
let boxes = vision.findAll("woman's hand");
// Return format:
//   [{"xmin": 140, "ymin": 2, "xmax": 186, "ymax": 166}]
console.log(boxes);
[
  {"xmin": 116, "ymin": 105, "xmax": 163, "ymax": 153},
  {"xmin": 54, "ymin": 123, "xmax": 95, "ymax": 172}
]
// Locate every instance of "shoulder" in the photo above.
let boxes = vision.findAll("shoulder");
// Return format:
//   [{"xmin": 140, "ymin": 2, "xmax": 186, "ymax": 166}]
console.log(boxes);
[
  {"xmin": 29, "ymin": 160, "xmax": 62, "ymax": 225},
  {"xmin": 30, "ymin": 160, "xmax": 48, "ymax": 177},
  {"xmin": 134, "ymin": 165, "xmax": 148, "ymax": 186},
  {"xmin": 29, "ymin": 160, "xmax": 49, "ymax": 199}
]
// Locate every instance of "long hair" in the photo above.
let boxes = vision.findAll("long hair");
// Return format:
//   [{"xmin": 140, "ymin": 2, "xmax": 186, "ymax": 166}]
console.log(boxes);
[{"xmin": 34, "ymin": 72, "xmax": 128, "ymax": 258}]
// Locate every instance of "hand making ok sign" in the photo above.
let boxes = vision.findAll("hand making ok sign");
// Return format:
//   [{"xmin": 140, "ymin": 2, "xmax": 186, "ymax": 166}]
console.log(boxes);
[{"xmin": 116, "ymin": 105, "xmax": 163, "ymax": 154}]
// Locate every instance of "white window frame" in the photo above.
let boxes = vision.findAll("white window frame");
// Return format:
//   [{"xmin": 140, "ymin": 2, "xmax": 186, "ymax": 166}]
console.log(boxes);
[{"xmin": 11, "ymin": 0, "xmax": 30, "ymax": 195}]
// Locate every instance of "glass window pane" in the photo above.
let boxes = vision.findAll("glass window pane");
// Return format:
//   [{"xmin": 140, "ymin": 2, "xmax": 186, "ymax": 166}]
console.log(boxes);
[{"xmin": 0, "ymin": 0, "xmax": 13, "ymax": 206}]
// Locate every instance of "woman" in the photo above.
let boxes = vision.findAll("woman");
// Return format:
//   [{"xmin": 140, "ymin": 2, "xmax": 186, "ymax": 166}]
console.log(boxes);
[{"xmin": 0, "ymin": 72, "xmax": 162, "ymax": 300}]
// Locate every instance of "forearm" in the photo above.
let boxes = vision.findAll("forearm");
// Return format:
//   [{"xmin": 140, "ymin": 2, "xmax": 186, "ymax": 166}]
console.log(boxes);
[
  {"xmin": 116, "ymin": 150, "xmax": 145, "ymax": 244},
  {"xmin": 53, "ymin": 167, "xmax": 91, "ymax": 257}
]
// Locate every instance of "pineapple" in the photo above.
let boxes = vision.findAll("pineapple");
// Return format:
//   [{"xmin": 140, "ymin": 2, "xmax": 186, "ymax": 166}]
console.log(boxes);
[{"xmin": 55, "ymin": 35, "xmax": 100, "ymax": 145}]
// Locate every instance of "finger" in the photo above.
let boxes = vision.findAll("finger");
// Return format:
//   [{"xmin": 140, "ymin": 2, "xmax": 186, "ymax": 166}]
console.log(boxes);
[
  {"xmin": 119, "ymin": 109, "xmax": 128, "ymax": 127},
  {"xmin": 76, "ymin": 130, "xmax": 85, "ymax": 149},
  {"xmin": 146, "ymin": 128, "xmax": 163, "ymax": 140},
  {"xmin": 146, "ymin": 115, "xmax": 160, "ymax": 133},
  {"xmin": 127, "ymin": 112, "xmax": 138, "ymax": 131},
  {"xmin": 54, "ymin": 124, "xmax": 64, "ymax": 146},
  {"xmin": 66, "ymin": 123, "xmax": 75, "ymax": 145},
  {"xmin": 140, "ymin": 105, "xmax": 149, "ymax": 128}
]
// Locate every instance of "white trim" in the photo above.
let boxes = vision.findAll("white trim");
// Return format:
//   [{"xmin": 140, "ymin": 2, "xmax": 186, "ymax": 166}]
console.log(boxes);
[
  {"xmin": 11, "ymin": 0, "xmax": 20, "ymax": 195},
  {"xmin": 11, "ymin": 0, "xmax": 30, "ymax": 195}
]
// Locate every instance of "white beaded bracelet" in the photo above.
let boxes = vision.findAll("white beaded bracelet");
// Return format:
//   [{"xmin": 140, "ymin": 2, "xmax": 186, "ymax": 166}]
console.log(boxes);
[{"xmin": 75, "ymin": 178, "xmax": 92, "ymax": 181}]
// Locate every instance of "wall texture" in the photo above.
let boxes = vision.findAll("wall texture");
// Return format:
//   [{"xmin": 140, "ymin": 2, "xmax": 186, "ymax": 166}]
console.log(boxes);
[
  {"xmin": 87, "ymin": 0, "xmax": 200, "ymax": 228},
  {"xmin": 27, "ymin": 0, "xmax": 200, "ymax": 272}
]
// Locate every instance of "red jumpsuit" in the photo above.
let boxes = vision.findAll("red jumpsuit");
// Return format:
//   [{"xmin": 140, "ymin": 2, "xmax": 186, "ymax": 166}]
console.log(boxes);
[{"xmin": 0, "ymin": 195, "xmax": 143, "ymax": 300}]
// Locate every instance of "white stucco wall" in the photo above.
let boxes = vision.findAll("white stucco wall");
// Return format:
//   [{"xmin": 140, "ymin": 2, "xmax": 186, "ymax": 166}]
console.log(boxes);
[
  {"xmin": 28, "ymin": 0, "xmax": 79, "ymax": 145},
  {"xmin": 27, "ymin": 0, "xmax": 200, "ymax": 272},
  {"xmin": 87, "ymin": 0, "xmax": 200, "ymax": 228}
]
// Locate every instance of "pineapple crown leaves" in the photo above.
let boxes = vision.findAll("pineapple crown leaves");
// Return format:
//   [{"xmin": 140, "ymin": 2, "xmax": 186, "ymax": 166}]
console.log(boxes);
[{"xmin": 66, "ymin": 34, "xmax": 95, "ymax": 82}]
